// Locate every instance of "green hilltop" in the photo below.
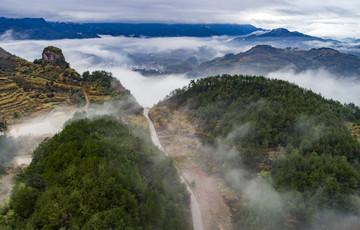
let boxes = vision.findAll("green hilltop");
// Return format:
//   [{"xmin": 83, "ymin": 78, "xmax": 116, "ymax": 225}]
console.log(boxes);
[
  {"xmin": 150, "ymin": 74, "xmax": 360, "ymax": 229},
  {"xmin": 0, "ymin": 116, "xmax": 191, "ymax": 229}
]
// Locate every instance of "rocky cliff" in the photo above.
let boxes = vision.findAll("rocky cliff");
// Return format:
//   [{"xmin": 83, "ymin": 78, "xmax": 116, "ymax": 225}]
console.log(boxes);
[{"xmin": 41, "ymin": 46, "xmax": 68, "ymax": 67}]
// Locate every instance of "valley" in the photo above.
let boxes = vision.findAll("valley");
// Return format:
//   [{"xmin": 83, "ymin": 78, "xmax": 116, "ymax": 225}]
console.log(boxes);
[{"xmin": 0, "ymin": 16, "xmax": 360, "ymax": 229}]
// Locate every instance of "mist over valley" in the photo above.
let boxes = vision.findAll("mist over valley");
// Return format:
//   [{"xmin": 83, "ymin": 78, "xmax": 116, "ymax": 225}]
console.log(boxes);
[
  {"xmin": 2, "ymin": 33, "xmax": 360, "ymax": 106},
  {"xmin": 0, "ymin": 3, "xmax": 360, "ymax": 229}
]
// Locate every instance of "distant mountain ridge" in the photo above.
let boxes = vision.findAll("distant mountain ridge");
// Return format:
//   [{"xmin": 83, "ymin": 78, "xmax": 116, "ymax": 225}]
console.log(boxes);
[
  {"xmin": 82, "ymin": 23, "xmax": 262, "ymax": 37},
  {"xmin": 243, "ymin": 28, "xmax": 322, "ymax": 41},
  {"xmin": 191, "ymin": 45, "xmax": 360, "ymax": 77},
  {"xmin": 0, "ymin": 17, "xmax": 262, "ymax": 40},
  {"xmin": 0, "ymin": 17, "xmax": 98, "ymax": 39},
  {"xmin": 230, "ymin": 27, "xmax": 347, "ymax": 54}
]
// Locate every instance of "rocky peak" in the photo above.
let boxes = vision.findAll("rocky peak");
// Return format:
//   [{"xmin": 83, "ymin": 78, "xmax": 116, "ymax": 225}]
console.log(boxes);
[{"xmin": 42, "ymin": 46, "xmax": 67, "ymax": 65}]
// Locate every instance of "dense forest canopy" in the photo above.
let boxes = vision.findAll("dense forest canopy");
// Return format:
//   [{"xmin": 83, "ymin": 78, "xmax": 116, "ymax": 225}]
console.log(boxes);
[
  {"xmin": 153, "ymin": 74, "xmax": 360, "ymax": 229},
  {"xmin": 0, "ymin": 116, "xmax": 192, "ymax": 229}
]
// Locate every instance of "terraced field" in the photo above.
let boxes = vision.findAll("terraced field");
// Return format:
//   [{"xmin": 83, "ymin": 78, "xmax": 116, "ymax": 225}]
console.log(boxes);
[
  {"xmin": 0, "ymin": 46, "xmax": 129, "ymax": 125},
  {"xmin": 0, "ymin": 47, "xmax": 86, "ymax": 124}
]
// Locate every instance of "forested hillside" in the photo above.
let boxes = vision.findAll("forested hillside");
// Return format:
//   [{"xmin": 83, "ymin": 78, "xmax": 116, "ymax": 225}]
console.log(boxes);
[
  {"xmin": 150, "ymin": 74, "xmax": 360, "ymax": 229},
  {"xmin": 0, "ymin": 116, "xmax": 192, "ymax": 229}
]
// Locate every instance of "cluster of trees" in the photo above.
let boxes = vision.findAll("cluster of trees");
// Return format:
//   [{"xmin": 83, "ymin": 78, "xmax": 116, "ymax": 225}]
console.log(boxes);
[
  {"xmin": 0, "ymin": 116, "xmax": 191, "ymax": 229},
  {"xmin": 161, "ymin": 74, "xmax": 360, "ymax": 229},
  {"xmin": 68, "ymin": 70, "xmax": 128, "ymax": 106},
  {"xmin": 82, "ymin": 70, "xmax": 126, "ymax": 96}
]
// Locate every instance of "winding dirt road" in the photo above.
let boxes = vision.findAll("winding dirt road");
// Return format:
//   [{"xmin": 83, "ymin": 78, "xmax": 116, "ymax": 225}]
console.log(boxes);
[
  {"xmin": 81, "ymin": 88, "xmax": 90, "ymax": 113},
  {"xmin": 0, "ymin": 155, "xmax": 34, "ymax": 203},
  {"xmin": 0, "ymin": 173, "xmax": 13, "ymax": 203},
  {"xmin": 143, "ymin": 108, "xmax": 204, "ymax": 230}
]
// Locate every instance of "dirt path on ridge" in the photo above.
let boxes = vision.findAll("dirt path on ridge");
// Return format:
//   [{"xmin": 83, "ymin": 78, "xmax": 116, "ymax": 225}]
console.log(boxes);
[{"xmin": 82, "ymin": 88, "xmax": 90, "ymax": 112}]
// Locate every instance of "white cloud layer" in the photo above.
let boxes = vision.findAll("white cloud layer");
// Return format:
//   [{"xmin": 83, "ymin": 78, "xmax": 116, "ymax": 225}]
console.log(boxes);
[
  {"xmin": 9, "ymin": 110, "xmax": 75, "ymax": 137},
  {"xmin": 1, "ymin": 36, "xmax": 247, "ymax": 107},
  {"xmin": 1, "ymin": 37, "xmax": 359, "ymax": 107},
  {"xmin": 267, "ymin": 69, "xmax": 360, "ymax": 105}
]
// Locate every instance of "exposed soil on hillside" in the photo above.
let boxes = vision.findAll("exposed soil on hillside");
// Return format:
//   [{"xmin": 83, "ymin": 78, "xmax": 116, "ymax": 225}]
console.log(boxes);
[
  {"xmin": 181, "ymin": 167, "xmax": 233, "ymax": 230},
  {"xmin": 0, "ymin": 173, "xmax": 14, "ymax": 203},
  {"xmin": 149, "ymin": 108, "xmax": 233, "ymax": 230}
]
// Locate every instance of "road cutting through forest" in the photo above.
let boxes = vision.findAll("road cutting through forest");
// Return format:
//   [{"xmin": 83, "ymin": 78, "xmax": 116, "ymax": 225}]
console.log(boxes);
[
  {"xmin": 0, "ymin": 173, "xmax": 13, "ymax": 203},
  {"xmin": 143, "ymin": 108, "xmax": 204, "ymax": 230}
]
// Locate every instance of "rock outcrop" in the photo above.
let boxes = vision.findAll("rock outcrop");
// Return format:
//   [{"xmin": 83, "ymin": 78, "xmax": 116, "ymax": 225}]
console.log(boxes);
[{"xmin": 42, "ymin": 46, "xmax": 67, "ymax": 66}]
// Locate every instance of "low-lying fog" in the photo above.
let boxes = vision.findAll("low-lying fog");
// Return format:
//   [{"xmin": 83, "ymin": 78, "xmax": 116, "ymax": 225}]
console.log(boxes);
[
  {"xmin": 2, "ymin": 36, "xmax": 247, "ymax": 107},
  {"xmin": 9, "ymin": 109, "xmax": 75, "ymax": 137},
  {"xmin": 267, "ymin": 68, "xmax": 360, "ymax": 105},
  {"xmin": 2, "ymin": 36, "xmax": 360, "ymax": 108},
  {"xmin": 3, "ymin": 108, "xmax": 76, "ymax": 167}
]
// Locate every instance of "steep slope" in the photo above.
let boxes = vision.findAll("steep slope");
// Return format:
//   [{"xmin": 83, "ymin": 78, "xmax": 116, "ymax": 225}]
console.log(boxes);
[
  {"xmin": 0, "ymin": 46, "xmax": 127, "ymax": 124},
  {"xmin": 0, "ymin": 116, "xmax": 192, "ymax": 229},
  {"xmin": 150, "ymin": 74, "xmax": 360, "ymax": 229},
  {"xmin": 191, "ymin": 45, "xmax": 360, "ymax": 77}
]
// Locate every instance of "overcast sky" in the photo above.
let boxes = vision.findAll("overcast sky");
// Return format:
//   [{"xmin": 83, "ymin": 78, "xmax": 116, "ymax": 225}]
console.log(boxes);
[{"xmin": 1, "ymin": 0, "xmax": 360, "ymax": 39}]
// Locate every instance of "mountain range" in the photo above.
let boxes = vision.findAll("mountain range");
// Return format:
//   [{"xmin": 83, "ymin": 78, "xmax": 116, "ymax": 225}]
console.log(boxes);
[
  {"xmin": 0, "ymin": 17, "xmax": 261, "ymax": 40},
  {"xmin": 2, "ymin": 16, "xmax": 350, "ymax": 44},
  {"xmin": 234, "ymin": 28, "xmax": 331, "ymax": 43},
  {"xmin": 133, "ymin": 45, "xmax": 360, "ymax": 78},
  {"xmin": 3, "ymin": 17, "xmax": 356, "ymax": 51},
  {"xmin": 2, "ymin": 19, "xmax": 360, "ymax": 80}
]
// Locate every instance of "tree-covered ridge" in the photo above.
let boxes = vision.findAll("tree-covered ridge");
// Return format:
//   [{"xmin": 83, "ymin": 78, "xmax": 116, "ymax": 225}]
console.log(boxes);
[
  {"xmin": 165, "ymin": 75, "xmax": 359, "ymax": 159},
  {"xmin": 0, "ymin": 117, "xmax": 191, "ymax": 229},
  {"xmin": 153, "ymin": 74, "xmax": 360, "ymax": 229}
]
